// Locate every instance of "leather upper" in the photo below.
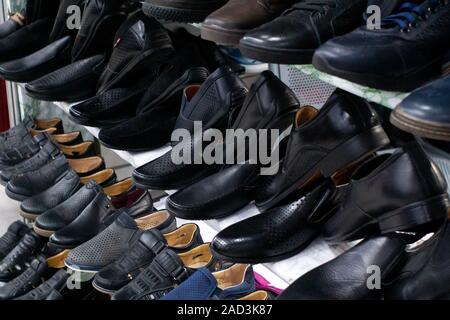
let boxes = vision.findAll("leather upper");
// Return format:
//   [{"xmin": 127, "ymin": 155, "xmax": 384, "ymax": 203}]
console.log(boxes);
[
  {"xmin": 0, "ymin": 221, "xmax": 29, "ymax": 260},
  {"xmin": 14, "ymin": 269, "xmax": 69, "ymax": 300}
]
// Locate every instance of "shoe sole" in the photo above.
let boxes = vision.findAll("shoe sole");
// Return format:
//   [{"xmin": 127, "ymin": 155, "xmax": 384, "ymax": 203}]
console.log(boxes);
[
  {"xmin": 141, "ymin": 2, "xmax": 220, "ymax": 23},
  {"xmin": 92, "ymin": 280, "xmax": 117, "ymax": 295},
  {"xmin": 33, "ymin": 224, "xmax": 55, "ymax": 238},
  {"xmin": 47, "ymin": 249, "xmax": 71, "ymax": 269},
  {"xmin": 324, "ymin": 193, "xmax": 450, "ymax": 243},
  {"xmin": 256, "ymin": 125, "xmax": 390, "ymax": 212},
  {"xmin": 391, "ymin": 108, "xmax": 450, "ymax": 141},
  {"xmin": 4, "ymin": 184, "xmax": 29, "ymax": 201},
  {"xmin": 239, "ymin": 41, "xmax": 314, "ymax": 65},
  {"xmin": 312, "ymin": 53, "xmax": 444, "ymax": 92},
  {"xmin": 19, "ymin": 209, "xmax": 39, "ymax": 221},
  {"xmin": 64, "ymin": 260, "xmax": 100, "ymax": 274},
  {"xmin": 201, "ymin": 24, "xmax": 246, "ymax": 46}
]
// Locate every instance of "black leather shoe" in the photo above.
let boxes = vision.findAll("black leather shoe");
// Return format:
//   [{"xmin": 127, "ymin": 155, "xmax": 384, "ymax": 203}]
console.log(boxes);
[
  {"xmin": 312, "ymin": 0, "xmax": 450, "ymax": 91},
  {"xmin": 33, "ymin": 181, "xmax": 103, "ymax": 238},
  {"xmin": 211, "ymin": 178, "xmax": 341, "ymax": 263},
  {"xmin": 278, "ymin": 235, "xmax": 407, "ymax": 300},
  {"xmin": 49, "ymin": 192, "xmax": 116, "ymax": 247},
  {"xmin": 96, "ymin": 12, "xmax": 174, "ymax": 93},
  {"xmin": 0, "ymin": 221, "xmax": 29, "ymax": 260},
  {"xmin": 131, "ymin": 66, "xmax": 248, "ymax": 188},
  {"xmin": 25, "ymin": 55, "xmax": 107, "ymax": 102},
  {"xmin": 48, "ymin": 0, "xmax": 86, "ymax": 43},
  {"xmin": 391, "ymin": 76, "xmax": 450, "ymax": 141},
  {"xmin": 71, "ymin": 0, "xmax": 130, "ymax": 61},
  {"xmin": 0, "ymin": 18, "xmax": 53, "ymax": 62},
  {"xmin": 14, "ymin": 269, "xmax": 69, "ymax": 300},
  {"xmin": 0, "ymin": 35, "xmax": 73, "ymax": 83},
  {"xmin": 0, "ymin": 13, "xmax": 24, "ymax": 40},
  {"xmin": 112, "ymin": 244, "xmax": 218, "ymax": 300},
  {"xmin": 0, "ymin": 231, "xmax": 45, "ymax": 282},
  {"xmin": 142, "ymin": 0, "xmax": 228, "ymax": 23},
  {"xmin": 65, "ymin": 211, "xmax": 176, "ymax": 273},
  {"xmin": 165, "ymin": 70, "xmax": 300, "ymax": 218},
  {"xmin": 20, "ymin": 169, "xmax": 81, "ymax": 220},
  {"xmin": 0, "ymin": 255, "xmax": 50, "ymax": 300},
  {"xmin": 6, "ymin": 154, "xmax": 70, "ymax": 201},
  {"xmin": 0, "ymin": 132, "xmax": 49, "ymax": 169},
  {"xmin": 240, "ymin": 0, "xmax": 368, "ymax": 64},
  {"xmin": 324, "ymin": 142, "xmax": 449, "ymax": 243},
  {"xmin": 256, "ymin": 89, "xmax": 390, "ymax": 211},
  {"xmin": 0, "ymin": 116, "xmax": 34, "ymax": 145},
  {"xmin": 92, "ymin": 224, "xmax": 204, "ymax": 294},
  {"xmin": 385, "ymin": 220, "xmax": 450, "ymax": 300},
  {"xmin": 0, "ymin": 138, "xmax": 61, "ymax": 182}
]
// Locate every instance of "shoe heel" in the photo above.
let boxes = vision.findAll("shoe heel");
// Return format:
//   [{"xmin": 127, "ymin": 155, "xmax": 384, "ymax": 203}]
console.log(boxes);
[
  {"xmin": 47, "ymin": 249, "xmax": 71, "ymax": 269},
  {"xmin": 321, "ymin": 125, "xmax": 390, "ymax": 177},
  {"xmin": 379, "ymin": 194, "xmax": 449, "ymax": 234}
]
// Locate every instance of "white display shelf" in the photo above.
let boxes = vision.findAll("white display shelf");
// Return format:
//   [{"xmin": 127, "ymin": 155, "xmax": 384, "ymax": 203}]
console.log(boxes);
[
  {"xmin": 53, "ymin": 102, "xmax": 171, "ymax": 168},
  {"xmin": 293, "ymin": 65, "xmax": 410, "ymax": 110}
]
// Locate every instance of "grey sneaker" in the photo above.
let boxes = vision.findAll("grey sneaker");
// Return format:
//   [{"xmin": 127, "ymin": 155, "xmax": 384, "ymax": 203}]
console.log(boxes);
[{"xmin": 65, "ymin": 210, "xmax": 176, "ymax": 273}]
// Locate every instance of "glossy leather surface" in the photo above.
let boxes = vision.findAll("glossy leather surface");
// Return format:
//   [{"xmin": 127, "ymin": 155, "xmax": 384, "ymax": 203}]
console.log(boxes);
[
  {"xmin": 20, "ymin": 169, "xmax": 81, "ymax": 216},
  {"xmin": 323, "ymin": 143, "xmax": 448, "ymax": 242},
  {"xmin": 6, "ymin": 154, "xmax": 70, "ymax": 200},
  {"xmin": 0, "ymin": 19, "xmax": 21, "ymax": 40},
  {"xmin": 34, "ymin": 181, "xmax": 103, "ymax": 234},
  {"xmin": 26, "ymin": 54, "xmax": 107, "ymax": 102},
  {"xmin": 212, "ymin": 179, "xmax": 339, "ymax": 263},
  {"xmin": 278, "ymin": 235, "xmax": 407, "ymax": 300},
  {"xmin": 257, "ymin": 89, "xmax": 387, "ymax": 210},
  {"xmin": 50, "ymin": 192, "xmax": 116, "ymax": 247}
]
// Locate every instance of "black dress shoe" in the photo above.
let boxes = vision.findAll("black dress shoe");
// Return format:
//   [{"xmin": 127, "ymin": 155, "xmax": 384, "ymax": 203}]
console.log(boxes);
[
  {"xmin": 0, "ymin": 221, "xmax": 29, "ymax": 260},
  {"xmin": 278, "ymin": 235, "xmax": 407, "ymax": 300},
  {"xmin": 25, "ymin": 54, "xmax": 107, "ymax": 102},
  {"xmin": 256, "ymin": 89, "xmax": 390, "ymax": 211},
  {"xmin": 391, "ymin": 76, "xmax": 450, "ymax": 141},
  {"xmin": 71, "ymin": 0, "xmax": 130, "ymax": 61},
  {"xmin": 323, "ymin": 142, "xmax": 449, "ymax": 243},
  {"xmin": 0, "ymin": 35, "xmax": 72, "ymax": 82},
  {"xmin": 20, "ymin": 169, "xmax": 81, "ymax": 220},
  {"xmin": 93, "ymin": 224, "xmax": 204, "ymax": 294},
  {"xmin": 240, "ymin": 0, "xmax": 368, "ymax": 64},
  {"xmin": 14, "ymin": 269, "xmax": 69, "ymax": 300},
  {"xmin": 96, "ymin": 12, "xmax": 174, "ymax": 93},
  {"xmin": 0, "ymin": 132, "xmax": 48, "ymax": 168},
  {"xmin": 0, "ymin": 14, "xmax": 24, "ymax": 40},
  {"xmin": 211, "ymin": 178, "xmax": 341, "ymax": 263},
  {"xmin": 0, "ymin": 18, "xmax": 53, "ymax": 62},
  {"xmin": 65, "ymin": 211, "xmax": 177, "ymax": 273},
  {"xmin": 385, "ymin": 220, "xmax": 450, "ymax": 300},
  {"xmin": 312, "ymin": 0, "xmax": 450, "ymax": 91},
  {"xmin": 0, "ymin": 256, "xmax": 50, "ymax": 300},
  {"xmin": 131, "ymin": 66, "xmax": 248, "ymax": 188},
  {"xmin": 165, "ymin": 70, "xmax": 300, "ymax": 218},
  {"xmin": 142, "ymin": 0, "xmax": 228, "ymax": 23},
  {"xmin": 0, "ymin": 231, "xmax": 45, "ymax": 282},
  {"xmin": 6, "ymin": 154, "xmax": 69, "ymax": 201},
  {"xmin": 33, "ymin": 181, "xmax": 103, "ymax": 238},
  {"xmin": 0, "ymin": 138, "xmax": 61, "ymax": 182},
  {"xmin": 112, "ymin": 244, "xmax": 218, "ymax": 300},
  {"xmin": 49, "ymin": 192, "xmax": 116, "ymax": 248}
]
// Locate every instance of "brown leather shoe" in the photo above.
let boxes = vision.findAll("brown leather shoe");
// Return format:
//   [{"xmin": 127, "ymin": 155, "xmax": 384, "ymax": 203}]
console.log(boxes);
[
  {"xmin": 201, "ymin": 0, "xmax": 298, "ymax": 45},
  {"xmin": 142, "ymin": 0, "xmax": 228, "ymax": 23}
]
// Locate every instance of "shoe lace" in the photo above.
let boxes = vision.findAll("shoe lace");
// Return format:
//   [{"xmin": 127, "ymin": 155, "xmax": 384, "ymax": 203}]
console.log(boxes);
[
  {"xmin": 382, "ymin": 0, "xmax": 447, "ymax": 32},
  {"xmin": 291, "ymin": 0, "xmax": 337, "ymax": 14}
]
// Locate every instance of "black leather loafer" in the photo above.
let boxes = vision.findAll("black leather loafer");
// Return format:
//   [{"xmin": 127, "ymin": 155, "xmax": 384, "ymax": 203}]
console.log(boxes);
[
  {"xmin": 0, "ymin": 221, "xmax": 29, "ymax": 260},
  {"xmin": 20, "ymin": 169, "xmax": 81, "ymax": 220},
  {"xmin": 0, "ymin": 36, "xmax": 72, "ymax": 83},
  {"xmin": 6, "ymin": 154, "xmax": 69, "ymax": 201},
  {"xmin": 391, "ymin": 76, "xmax": 450, "ymax": 141},
  {"xmin": 385, "ymin": 220, "xmax": 450, "ymax": 300},
  {"xmin": 0, "ymin": 14, "xmax": 23, "ymax": 40},
  {"xmin": 323, "ymin": 142, "xmax": 449, "ymax": 243},
  {"xmin": 278, "ymin": 235, "xmax": 407, "ymax": 300},
  {"xmin": 256, "ymin": 89, "xmax": 390, "ymax": 211},
  {"xmin": 25, "ymin": 54, "xmax": 107, "ymax": 102},
  {"xmin": 33, "ymin": 181, "xmax": 103, "ymax": 238},
  {"xmin": 212, "ymin": 179, "xmax": 341, "ymax": 263}
]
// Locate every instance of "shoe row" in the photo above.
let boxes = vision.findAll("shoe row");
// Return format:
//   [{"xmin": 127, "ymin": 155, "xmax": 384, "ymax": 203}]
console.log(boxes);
[
  {"xmin": 139, "ymin": 0, "xmax": 450, "ymax": 92},
  {"xmin": 0, "ymin": 215, "xmax": 281, "ymax": 300}
]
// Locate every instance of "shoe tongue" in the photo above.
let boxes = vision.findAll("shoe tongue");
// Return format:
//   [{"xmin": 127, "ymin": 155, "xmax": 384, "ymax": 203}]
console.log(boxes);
[
  {"xmin": 295, "ymin": 106, "xmax": 319, "ymax": 129},
  {"xmin": 116, "ymin": 212, "xmax": 138, "ymax": 229}
]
